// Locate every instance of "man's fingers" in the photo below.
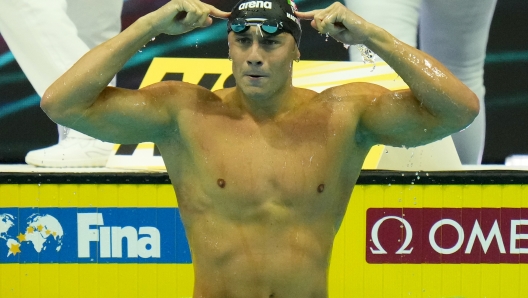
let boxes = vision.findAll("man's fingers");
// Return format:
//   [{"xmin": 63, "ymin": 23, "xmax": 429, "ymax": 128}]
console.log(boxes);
[
  {"xmin": 205, "ymin": 4, "xmax": 231, "ymax": 19},
  {"xmin": 295, "ymin": 10, "xmax": 318, "ymax": 20},
  {"xmin": 194, "ymin": 10, "xmax": 210, "ymax": 27},
  {"xmin": 178, "ymin": 1, "xmax": 224, "ymax": 28},
  {"xmin": 319, "ymin": 13, "xmax": 339, "ymax": 33}
]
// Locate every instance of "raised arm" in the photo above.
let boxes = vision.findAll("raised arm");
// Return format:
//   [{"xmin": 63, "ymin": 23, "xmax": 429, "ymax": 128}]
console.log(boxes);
[
  {"xmin": 296, "ymin": 3, "xmax": 479, "ymax": 148},
  {"xmin": 41, "ymin": 0, "xmax": 229, "ymax": 144}
]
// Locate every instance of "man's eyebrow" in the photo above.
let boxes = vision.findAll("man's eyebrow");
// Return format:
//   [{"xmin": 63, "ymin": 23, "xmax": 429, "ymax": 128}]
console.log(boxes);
[
  {"xmin": 234, "ymin": 31, "xmax": 252, "ymax": 37},
  {"xmin": 261, "ymin": 33, "xmax": 286, "ymax": 41}
]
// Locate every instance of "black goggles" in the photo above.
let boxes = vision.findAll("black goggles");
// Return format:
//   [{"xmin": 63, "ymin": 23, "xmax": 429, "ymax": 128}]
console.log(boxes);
[{"xmin": 230, "ymin": 18, "xmax": 284, "ymax": 35}]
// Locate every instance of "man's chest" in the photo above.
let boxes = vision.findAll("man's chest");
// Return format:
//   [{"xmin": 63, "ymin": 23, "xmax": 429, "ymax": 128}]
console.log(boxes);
[{"xmin": 173, "ymin": 110, "xmax": 363, "ymax": 198}]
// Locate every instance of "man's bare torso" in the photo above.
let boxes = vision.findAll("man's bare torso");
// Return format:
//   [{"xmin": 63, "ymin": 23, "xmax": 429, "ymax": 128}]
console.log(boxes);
[{"xmin": 157, "ymin": 85, "xmax": 371, "ymax": 298}]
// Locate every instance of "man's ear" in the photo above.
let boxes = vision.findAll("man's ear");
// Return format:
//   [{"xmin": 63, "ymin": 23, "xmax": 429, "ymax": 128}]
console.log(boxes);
[{"xmin": 294, "ymin": 46, "xmax": 300, "ymax": 61}]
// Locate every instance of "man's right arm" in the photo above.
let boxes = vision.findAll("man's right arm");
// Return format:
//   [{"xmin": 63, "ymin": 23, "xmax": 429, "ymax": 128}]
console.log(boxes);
[{"xmin": 41, "ymin": 0, "xmax": 229, "ymax": 144}]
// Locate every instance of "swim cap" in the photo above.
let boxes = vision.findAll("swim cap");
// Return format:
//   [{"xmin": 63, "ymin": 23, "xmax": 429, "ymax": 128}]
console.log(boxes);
[{"xmin": 228, "ymin": 0, "xmax": 302, "ymax": 47}]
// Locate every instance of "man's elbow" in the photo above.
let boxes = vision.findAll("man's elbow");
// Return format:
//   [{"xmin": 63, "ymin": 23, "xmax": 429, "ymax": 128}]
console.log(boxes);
[
  {"xmin": 464, "ymin": 92, "xmax": 480, "ymax": 127},
  {"xmin": 40, "ymin": 89, "xmax": 66, "ymax": 124}
]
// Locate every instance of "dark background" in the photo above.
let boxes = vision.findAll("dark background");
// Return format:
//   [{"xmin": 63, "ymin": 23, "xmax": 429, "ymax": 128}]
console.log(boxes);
[{"xmin": 0, "ymin": 0, "xmax": 526, "ymax": 164}]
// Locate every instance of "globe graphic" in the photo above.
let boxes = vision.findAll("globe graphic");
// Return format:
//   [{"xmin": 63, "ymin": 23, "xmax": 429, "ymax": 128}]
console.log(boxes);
[
  {"xmin": 0, "ymin": 213, "xmax": 15, "ymax": 240},
  {"xmin": 1, "ymin": 213, "xmax": 64, "ymax": 257}
]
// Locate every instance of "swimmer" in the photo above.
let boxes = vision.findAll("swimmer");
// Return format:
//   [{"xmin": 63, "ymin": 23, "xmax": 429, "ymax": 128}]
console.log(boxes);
[{"xmin": 41, "ymin": 0, "xmax": 479, "ymax": 296}]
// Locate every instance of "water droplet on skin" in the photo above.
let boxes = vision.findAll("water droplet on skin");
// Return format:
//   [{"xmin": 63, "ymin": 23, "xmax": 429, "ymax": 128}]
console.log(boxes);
[
  {"xmin": 325, "ymin": 33, "xmax": 329, "ymax": 42},
  {"xmin": 151, "ymin": 37, "xmax": 156, "ymax": 42},
  {"xmin": 424, "ymin": 129, "xmax": 427, "ymax": 132},
  {"xmin": 356, "ymin": 44, "xmax": 376, "ymax": 71}
]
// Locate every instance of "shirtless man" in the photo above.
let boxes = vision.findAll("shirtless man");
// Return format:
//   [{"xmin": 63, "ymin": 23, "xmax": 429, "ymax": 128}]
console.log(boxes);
[{"xmin": 41, "ymin": 0, "xmax": 479, "ymax": 297}]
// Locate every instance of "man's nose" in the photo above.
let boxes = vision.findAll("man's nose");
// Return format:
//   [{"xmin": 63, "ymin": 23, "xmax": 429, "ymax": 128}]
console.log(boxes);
[{"xmin": 246, "ymin": 41, "xmax": 263, "ymax": 66}]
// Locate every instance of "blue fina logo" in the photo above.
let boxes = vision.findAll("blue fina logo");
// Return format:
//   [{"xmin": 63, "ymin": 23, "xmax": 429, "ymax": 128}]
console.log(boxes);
[{"xmin": 0, "ymin": 208, "xmax": 191, "ymax": 264}]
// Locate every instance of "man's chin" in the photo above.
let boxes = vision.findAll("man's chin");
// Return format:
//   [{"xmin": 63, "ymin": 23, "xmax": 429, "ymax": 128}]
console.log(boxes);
[{"xmin": 238, "ymin": 85, "xmax": 271, "ymax": 101}]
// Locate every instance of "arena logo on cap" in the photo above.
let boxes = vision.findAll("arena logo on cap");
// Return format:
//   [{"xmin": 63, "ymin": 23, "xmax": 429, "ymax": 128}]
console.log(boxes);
[
  {"xmin": 366, "ymin": 208, "xmax": 528, "ymax": 264},
  {"xmin": 239, "ymin": 1, "xmax": 273, "ymax": 10}
]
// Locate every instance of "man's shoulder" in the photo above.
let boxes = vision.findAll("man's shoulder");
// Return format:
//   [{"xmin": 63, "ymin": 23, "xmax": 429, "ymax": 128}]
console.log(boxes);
[
  {"xmin": 140, "ymin": 81, "xmax": 224, "ymax": 113},
  {"xmin": 151, "ymin": 80, "xmax": 215, "ymax": 93},
  {"xmin": 213, "ymin": 87, "xmax": 236, "ymax": 99},
  {"xmin": 140, "ymin": 80, "xmax": 208, "ymax": 96},
  {"xmin": 318, "ymin": 82, "xmax": 388, "ymax": 103}
]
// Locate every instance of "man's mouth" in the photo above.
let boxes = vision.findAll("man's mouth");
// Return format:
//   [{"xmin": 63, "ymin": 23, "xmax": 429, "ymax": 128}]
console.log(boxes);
[{"xmin": 246, "ymin": 74, "xmax": 266, "ymax": 79}]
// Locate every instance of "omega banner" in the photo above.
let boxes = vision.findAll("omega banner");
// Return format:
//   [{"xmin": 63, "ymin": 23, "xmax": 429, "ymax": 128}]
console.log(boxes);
[
  {"xmin": 367, "ymin": 208, "xmax": 528, "ymax": 264},
  {"xmin": 327, "ymin": 183, "xmax": 528, "ymax": 298}
]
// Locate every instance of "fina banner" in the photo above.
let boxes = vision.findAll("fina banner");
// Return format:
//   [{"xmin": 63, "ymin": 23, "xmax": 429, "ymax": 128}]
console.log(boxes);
[{"xmin": 0, "ymin": 208, "xmax": 190, "ymax": 264}]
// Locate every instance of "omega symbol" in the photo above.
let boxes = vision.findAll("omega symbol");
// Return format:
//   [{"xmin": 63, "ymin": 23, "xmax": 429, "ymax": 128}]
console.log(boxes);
[{"xmin": 370, "ymin": 216, "xmax": 414, "ymax": 255}]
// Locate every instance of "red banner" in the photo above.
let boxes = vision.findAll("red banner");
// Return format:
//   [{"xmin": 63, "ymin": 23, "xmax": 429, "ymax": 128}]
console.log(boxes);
[{"xmin": 366, "ymin": 208, "xmax": 528, "ymax": 264}]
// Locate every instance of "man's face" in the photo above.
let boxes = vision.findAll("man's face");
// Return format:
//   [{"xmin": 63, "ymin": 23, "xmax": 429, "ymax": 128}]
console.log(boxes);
[{"xmin": 228, "ymin": 26, "xmax": 300, "ymax": 101}]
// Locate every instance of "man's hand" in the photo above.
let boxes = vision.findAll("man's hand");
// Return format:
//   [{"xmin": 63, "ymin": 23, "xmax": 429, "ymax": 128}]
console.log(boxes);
[
  {"xmin": 149, "ymin": 0, "xmax": 230, "ymax": 36},
  {"xmin": 296, "ymin": 2, "xmax": 370, "ymax": 45}
]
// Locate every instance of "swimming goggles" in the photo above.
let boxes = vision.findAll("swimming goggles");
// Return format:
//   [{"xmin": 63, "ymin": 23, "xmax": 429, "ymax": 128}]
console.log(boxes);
[{"xmin": 230, "ymin": 18, "xmax": 284, "ymax": 35}]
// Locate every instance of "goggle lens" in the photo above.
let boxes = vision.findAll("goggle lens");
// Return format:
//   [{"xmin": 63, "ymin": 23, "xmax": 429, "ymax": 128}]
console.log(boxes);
[
  {"xmin": 261, "ymin": 21, "xmax": 279, "ymax": 34},
  {"xmin": 231, "ymin": 18, "xmax": 248, "ymax": 33},
  {"xmin": 230, "ymin": 18, "xmax": 282, "ymax": 34}
]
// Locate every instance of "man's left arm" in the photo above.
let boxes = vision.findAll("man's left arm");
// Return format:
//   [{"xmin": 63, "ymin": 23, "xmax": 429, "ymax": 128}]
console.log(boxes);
[{"xmin": 296, "ymin": 3, "xmax": 480, "ymax": 148}]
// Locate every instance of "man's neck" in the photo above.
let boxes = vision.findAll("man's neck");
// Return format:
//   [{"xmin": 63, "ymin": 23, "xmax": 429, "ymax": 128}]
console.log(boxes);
[{"xmin": 236, "ymin": 85, "xmax": 298, "ymax": 122}]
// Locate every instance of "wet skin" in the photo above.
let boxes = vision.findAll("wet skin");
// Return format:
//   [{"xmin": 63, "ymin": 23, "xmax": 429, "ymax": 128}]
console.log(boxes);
[
  {"xmin": 151, "ymin": 29, "xmax": 372, "ymax": 297},
  {"xmin": 156, "ymin": 83, "xmax": 372, "ymax": 298}
]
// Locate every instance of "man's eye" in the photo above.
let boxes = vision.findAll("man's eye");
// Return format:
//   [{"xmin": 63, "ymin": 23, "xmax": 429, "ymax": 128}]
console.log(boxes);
[
  {"xmin": 262, "ymin": 39, "xmax": 279, "ymax": 45},
  {"xmin": 237, "ymin": 38, "xmax": 251, "ymax": 43}
]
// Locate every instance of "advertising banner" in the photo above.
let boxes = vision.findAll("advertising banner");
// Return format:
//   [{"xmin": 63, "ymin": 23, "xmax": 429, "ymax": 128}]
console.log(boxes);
[{"xmin": 3, "ymin": 181, "xmax": 528, "ymax": 297}]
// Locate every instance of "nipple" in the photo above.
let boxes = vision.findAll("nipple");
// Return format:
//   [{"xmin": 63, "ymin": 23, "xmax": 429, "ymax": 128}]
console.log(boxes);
[
  {"xmin": 317, "ymin": 184, "xmax": 325, "ymax": 193},
  {"xmin": 217, "ymin": 179, "xmax": 226, "ymax": 188}
]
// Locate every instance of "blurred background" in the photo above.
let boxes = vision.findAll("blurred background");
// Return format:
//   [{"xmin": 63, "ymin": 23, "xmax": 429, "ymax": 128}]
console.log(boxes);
[{"xmin": 0, "ymin": 0, "xmax": 526, "ymax": 164}]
